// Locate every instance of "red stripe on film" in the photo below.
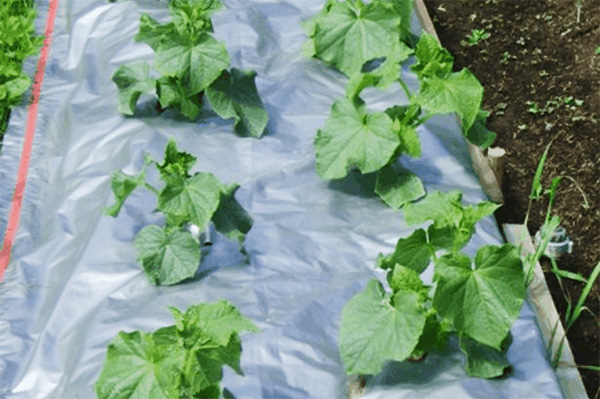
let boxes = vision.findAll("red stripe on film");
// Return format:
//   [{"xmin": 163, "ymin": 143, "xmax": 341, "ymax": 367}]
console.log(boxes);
[{"xmin": 0, "ymin": 0, "xmax": 60, "ymax": 281}]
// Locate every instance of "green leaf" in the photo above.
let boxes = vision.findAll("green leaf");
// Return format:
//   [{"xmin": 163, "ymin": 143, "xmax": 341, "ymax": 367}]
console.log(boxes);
[
  {"xmin": 385, "ymin": 104, "xmax": 423, "ymax": 158},
  {"xmin": 94, "ymin": 330, "xmax": 185, "ymax": 399},
  {"xmin": 345, "ymin": 45, "xmax": 413, "ymax": 99},
  {"xmin": 95, "ymin": 301, "xmax": 258, "ymax": 399},
  {"xmin": 375, "ymin": 166, "xmax": 425, "ymax": 210},
  {"xmin": 4, "ymin": 74, "xmax": 31, "ymax": 100},
  {"xmin": 433, "ymin": 245, "xmax": 525, "ymax": 349},
  {"xmin": 465, "ymin": 110, "xmax": 496, "ymax": 149},
  {"xmin": 339, "ymin": 279, "xmax": 426, "ymax": 375},
  {"xmin": 156, "ymin": 76, "xmax": 201, "ymax": 120},
  {"xmin": 206, "ymin": 69, "xmax": 269, "ymax": 138},
  {"xmin": 380, "ymin": 0, "xmax": 414, "ymax": 43},
  {"xmin": 135, "ymin": 14, "xmax": 175, "ymax": 51},
  {"xmin": 155, "ymin": 32, "xmax": 230, "ymax": 95},
  {"xmin": 403, "ymin": 190, "xmax": 463, "ymax": 227},
  {"xmin": 413, "ymin": 311, "xmax": 449, "ymax": 356},
  {"xmin": 158, "ymin": 172, "xmax": 224, "ymax": 229},
  {"xmin": 169, "ymin": 0, "xmax": 223, "ymax": 36},
  {"xmin": 156, "ymin": 138, "xmax": 197, "ymax": 184},
  {"xmin": 105, "ymin": 170, "xmax": 147, "ymax": 217},
  {"xmin": 211, "ymin": 184, "xmax": 253, "ymax": 245},
  {"xmin": 134, "ymin": 225, "xmax": 200, "ymax": 285},
  {"xmin": 314, "ymin": 97, "xmax": 399, "ymax": 180},
  {"xmin": 411, "ymin": 33, "xmax": 454, "ymax": 79},
  {"xmin": 382, "ymin": 228, "xmax": 432, "ymax": 274},
  {"xmin": 388, "ymin": 264, "xmax": 430, "ymax": 303},
  {"xmin": 178, "ymin": 300, "xmax": 260, "ymax": 347},
  {"xmin": 310, "ymin": 1, "xmax": 404, "ymax": 77},
  {"xmin": 417, "ymin": 69, "xmax": 483, "ymax": 132},
  {"xmin": 112, "ymin": 62, "xmax": 156, "ymax": 115},
  {"xmin": 459, "ymin": 332, "xmax": 512, "ymax": 378}
]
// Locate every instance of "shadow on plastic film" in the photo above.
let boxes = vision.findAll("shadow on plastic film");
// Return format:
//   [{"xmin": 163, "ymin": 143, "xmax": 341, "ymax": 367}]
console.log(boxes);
[{"xmin": 327, "ymin": 170, "xmax": 378, "ymax": 199}]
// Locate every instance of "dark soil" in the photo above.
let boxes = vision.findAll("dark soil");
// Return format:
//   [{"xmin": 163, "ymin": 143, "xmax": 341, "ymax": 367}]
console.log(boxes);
[{"xmin": 423, "ymin": 0, "xmax": 599, "ymax": 397}]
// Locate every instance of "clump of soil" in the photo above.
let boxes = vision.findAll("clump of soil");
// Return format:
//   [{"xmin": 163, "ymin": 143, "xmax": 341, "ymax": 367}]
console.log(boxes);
[{"xmin": 423, "ymin": 0, "xmax": 599, "ymax": 397}]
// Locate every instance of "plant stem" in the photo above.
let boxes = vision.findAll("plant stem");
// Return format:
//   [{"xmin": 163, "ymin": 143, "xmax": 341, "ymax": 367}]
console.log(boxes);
[
  {"xmin": 144, "ymin": 182, "xmax": 160, "ymax": 195},
  {"xmin": 397, "ymin": 76, "xmax": 413, "ymax": 101}
]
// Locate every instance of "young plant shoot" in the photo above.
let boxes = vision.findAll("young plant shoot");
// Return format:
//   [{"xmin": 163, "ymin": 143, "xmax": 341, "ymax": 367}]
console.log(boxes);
[
  {"xmin": 305, "ymin": 0, "xmax": 496, "ymax": 209},
  {"xmin": 339, "ymin": 191, "xmax": 527, "ymax": 378},
  {"xmin": 112, "ymin": 0, "xmax": 269, "ymax": 137},
  {"xmin": 105, "ymin": 139, "xmax": 253, "ymax": 285},
  {"xmin": 95, "ymin": 301, "xmax": 259, "ymax": 399}
]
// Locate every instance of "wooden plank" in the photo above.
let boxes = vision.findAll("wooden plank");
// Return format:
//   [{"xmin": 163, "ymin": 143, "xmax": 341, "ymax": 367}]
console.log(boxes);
[{"xmin": 504, "ymin": 224, "xmax": 588, "ymax": 399}]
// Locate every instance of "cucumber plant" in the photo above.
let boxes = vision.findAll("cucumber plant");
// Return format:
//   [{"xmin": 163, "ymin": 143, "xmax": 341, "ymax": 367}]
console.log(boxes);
[
  {"xmin": 106, "ymin": 139, "xmax": 253, "ymax": 285},
  {"xmin": 113, "ymin": 0, "xmax": 269, "ymax": 138},
  {"xmin": 95, "ymin": 300, "xmax": 259, "ymax": 399},
  {"xmin": 339, "ymin": 191, "xmax": 526, "ymax": 378},
  {"xmin": 305, "ymin": 0, "xmax": 496, "ymax": 209}
]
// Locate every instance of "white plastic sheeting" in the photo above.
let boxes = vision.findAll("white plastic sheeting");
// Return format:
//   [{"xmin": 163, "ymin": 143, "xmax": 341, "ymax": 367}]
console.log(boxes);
[{"xmin": 0, "ymin": 1, "xmax": 564, "ymax": 398}]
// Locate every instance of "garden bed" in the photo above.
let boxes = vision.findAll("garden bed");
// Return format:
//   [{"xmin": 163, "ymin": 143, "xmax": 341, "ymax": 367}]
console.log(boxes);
[{"xmin": 423, "ymin": 0, "xmax": 600, "ymax": 396}]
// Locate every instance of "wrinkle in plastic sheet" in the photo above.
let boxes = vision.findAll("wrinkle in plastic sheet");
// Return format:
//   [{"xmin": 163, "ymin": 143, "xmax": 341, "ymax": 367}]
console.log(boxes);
[{"xmin": 0, "ymin": 1, "xmax": 564, "ymax": 398}]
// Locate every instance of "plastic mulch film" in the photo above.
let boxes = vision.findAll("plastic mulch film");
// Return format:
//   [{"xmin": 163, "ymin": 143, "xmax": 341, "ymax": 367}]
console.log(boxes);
[{"xmin": 0, "ymin": 1, "xmax": 564, "ymax": 398}]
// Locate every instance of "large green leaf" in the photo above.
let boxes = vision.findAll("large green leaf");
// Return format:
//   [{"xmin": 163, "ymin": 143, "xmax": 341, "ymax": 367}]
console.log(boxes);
[
  {"xmin": 211, "ymin": 184, "xmax": 253, "ymax": 245},
  {"xmin": 417, "ymin": 69, "xmax": 483, "ymax": 132},
  {"xmin": 158, "ymin": 172, "xmax": 224, "ymax": 229},
  {"xmin": 95, "ymin": 330, "xmax": 184, "ymax": 399},
  {"xmin": 339, "ymin": 279, "xmax": 426, "ymax": 375},
  {"xmin": 155, "ymin": 32, "xmax": 230, "ymax": 95},
  {"xmin": 206, "ymin": 69, "xmax": 269, "ymax": 138},
  {"xmin": 134, "ymin": 226, "xmax": 200, "ymax": 285},
  {"xmin": 375, "ymin": 166, "xmax": 425, "ymax": 210},
  {"xmin": 459, "ymin": 333, "xmax": 512, "ymax": 378},
  {"xmin": 314, "ymin": 98, "xmax": 399, "ymax": 179},
  {"xmin": 310, "ymin": 1, "xmax": 403, "ymax": 77},
  {"xmin": 433, "ymin": 245, "xmax": 525, "ymax": 349},
  {"xmin": 112, "ymin": 62, "xmax": 156, "ymax": 115}
]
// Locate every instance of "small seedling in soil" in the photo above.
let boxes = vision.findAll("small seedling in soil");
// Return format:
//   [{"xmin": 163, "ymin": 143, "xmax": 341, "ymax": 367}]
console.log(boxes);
[{"xmin": 461, "ymin": 28, "xmax": 490, "ymax": 46}]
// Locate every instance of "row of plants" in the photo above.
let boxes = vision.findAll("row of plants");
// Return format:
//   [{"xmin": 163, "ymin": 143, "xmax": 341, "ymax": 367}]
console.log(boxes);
[
  {"xmin": 0, "ymin": 0, "xmax": 43, "ymax": 144},
  {"xmin": 92, "ymin": 0, "xmax": 585, "ymax": 397}
]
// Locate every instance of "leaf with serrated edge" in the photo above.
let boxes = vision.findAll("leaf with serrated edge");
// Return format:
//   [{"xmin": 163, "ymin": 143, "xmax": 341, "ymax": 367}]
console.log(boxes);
[
  {"xmin": 112, "ymin": 62, "xmax": 156, "ymax": 115},
  {"xmin": 155, "ymin": 32, "xmax": 229, "ymax": 95},
  {"xmin": 180, "ymin": 300, "xmax": 260, "ymax": 347},
  {"xmin": 206, "ymin": 69, "xmax": 269, "ymax": 138},
  {"xmin": 339, "ymin": 279, "xmax": 426, "ymax": 375},
  {"xmin": 311, "ymin": 1, "xmax": 403, "ymax": 77},
  {"xmin": 94, "ymin": 330, "xmax": 184, "ymax": 399},
  {"xmin": 158, "ymin": 172, "xmax": 224, "ymax": 229},
  {"xmin": 375, "ymin": 166, "xmax": 425, "ymax": 210},
  {"xmin": 315, "ymin": 98, "xmax": 399, "ymax": 179},
  {"xmin": 433, "ymin": 245, "xmax": 525, "ymax": 349},
  {"xmin": 417, "ymin": 69, "xmax": 483, "ymax": 133},
  {"xmin": 411, "ymin": 33, "xmax": 454, "ymax": 79},
  {"xmin": 134, "ymin": 226, "xmax": 200, "ymax": 285}
]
